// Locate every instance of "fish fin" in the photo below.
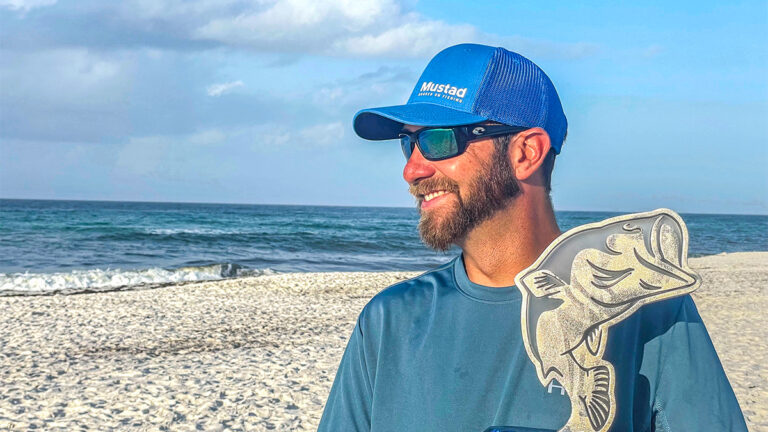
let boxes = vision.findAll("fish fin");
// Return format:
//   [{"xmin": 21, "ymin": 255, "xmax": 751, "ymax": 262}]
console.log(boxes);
[
  {"xmin": 585, "ymin": 325, "xmax": 606, "ymax": 357},
  {"xmin": 660, "ymin": 221, "xmax": 683, "ymax": 267},
  {"xmin": 578, "ymin": 365, "xmax": 612, "ymax": 432},
  {"xmin": 520, "ymin": 270, "xmax": 566, "ymax": 297}
]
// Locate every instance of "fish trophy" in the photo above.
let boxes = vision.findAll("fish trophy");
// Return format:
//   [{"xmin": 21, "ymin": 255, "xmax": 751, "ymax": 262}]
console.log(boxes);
[{"xmin": 514, "ymin": 209, "xmax": 700, "ymax": 432}]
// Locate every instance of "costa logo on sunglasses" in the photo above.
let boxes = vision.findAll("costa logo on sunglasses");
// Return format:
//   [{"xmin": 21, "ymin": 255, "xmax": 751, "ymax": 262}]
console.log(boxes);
[{"xmin": 418, "ymin": 81, "xmax": 468, "ymax": 98}]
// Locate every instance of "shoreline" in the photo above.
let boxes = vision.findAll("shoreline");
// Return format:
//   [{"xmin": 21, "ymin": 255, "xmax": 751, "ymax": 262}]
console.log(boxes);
[
  {"xmin": 0, "ymin": 252, "xmax": 766, "ymax": 430},
  {"xmin": 3, "ymin": 249, "xmax": 763, "ymax": 298}
]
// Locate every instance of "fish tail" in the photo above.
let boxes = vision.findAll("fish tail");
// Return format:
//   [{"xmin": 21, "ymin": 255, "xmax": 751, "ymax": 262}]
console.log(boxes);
[{"xmin": 578, "ymin": 364, "xmax": 613, "ymax": 431}]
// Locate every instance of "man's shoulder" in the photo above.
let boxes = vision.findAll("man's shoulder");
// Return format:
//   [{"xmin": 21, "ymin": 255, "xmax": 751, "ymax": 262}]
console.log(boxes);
[
  {"xmin": 359, "ymin": 258, "xmax": 457, "ymax": 324},
  {"xmin": 633, "ymin": 294, "xmax": 701, "ymax": 333},
  {"xmin": 610, "ymin": 294, "xmax": 707, "ymax": 362}
]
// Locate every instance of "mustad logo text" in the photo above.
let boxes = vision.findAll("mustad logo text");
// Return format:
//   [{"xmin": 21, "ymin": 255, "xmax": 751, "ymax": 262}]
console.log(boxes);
[{"xmin": 417, "ymin": 81, "xmax": 467, "ymax": 102}]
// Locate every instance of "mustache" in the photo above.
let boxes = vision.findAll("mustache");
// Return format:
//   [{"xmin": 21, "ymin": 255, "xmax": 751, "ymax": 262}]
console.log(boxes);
[{"xmin": 409, "ymin": 178, "xmax": 460, "ymax": 199}]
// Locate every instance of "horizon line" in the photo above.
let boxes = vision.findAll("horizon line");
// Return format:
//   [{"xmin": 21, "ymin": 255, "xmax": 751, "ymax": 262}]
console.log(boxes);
[{"xmin": 1, "ymin": 197, "xmax": 766, "ymax": 217}]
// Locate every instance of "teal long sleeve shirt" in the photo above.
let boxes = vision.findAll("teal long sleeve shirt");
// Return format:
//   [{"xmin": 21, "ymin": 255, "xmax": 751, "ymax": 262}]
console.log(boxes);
[{"xmin": 318, "ymin": 256, "xmax": 746, "ymax": 432}]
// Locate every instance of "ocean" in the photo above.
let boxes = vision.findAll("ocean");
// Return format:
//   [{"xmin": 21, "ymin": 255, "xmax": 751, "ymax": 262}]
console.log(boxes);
[{"xmin": 1, "ymin": 199, "xmax": 766, "ymax": 296}]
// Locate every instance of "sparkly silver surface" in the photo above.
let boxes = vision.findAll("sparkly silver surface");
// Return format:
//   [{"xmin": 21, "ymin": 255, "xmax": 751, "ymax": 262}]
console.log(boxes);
[{"xmin": 515, "ymin": 209, "xmax": 700, "ymax": 432}]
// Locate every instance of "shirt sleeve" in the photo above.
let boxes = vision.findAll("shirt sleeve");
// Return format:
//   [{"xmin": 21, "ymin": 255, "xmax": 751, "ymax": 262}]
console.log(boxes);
[
  {"xmin": 646, "ymin": 296, "xmax": 747, "ymax": 431},
  {"xmin": 317, "ymin": 316, "xmax": 374, "ymax": 432}
]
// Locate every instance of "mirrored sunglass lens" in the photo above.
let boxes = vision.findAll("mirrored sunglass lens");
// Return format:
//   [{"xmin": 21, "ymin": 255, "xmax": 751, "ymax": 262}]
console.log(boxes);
[
  {"xmin": 399, "ymin": 135, "xmax": 413, "ymax": 160},
  {"xmin": 419, "ymin": 129, "xmax": 458, "ymax": 160}
]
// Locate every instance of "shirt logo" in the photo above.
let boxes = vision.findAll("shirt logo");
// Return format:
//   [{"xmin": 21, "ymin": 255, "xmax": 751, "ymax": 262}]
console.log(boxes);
[
  {"xmin": 547, "ymin": 380, "xmax": 566, "ymax": 396},
  {"xmin": 516, "ymin": 209, "xmax": 700, "ymax": 432}
]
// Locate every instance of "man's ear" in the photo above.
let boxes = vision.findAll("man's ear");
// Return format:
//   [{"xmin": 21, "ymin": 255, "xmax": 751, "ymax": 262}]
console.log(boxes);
[{"xmin": 510, "ymin": 127, "xmax": 552, "ymax": 182}]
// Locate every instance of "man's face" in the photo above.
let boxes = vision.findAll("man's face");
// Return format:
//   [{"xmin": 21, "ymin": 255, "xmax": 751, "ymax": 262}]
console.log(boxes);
[{"xmin": 403, "ymin": 126, "xmax": 521, "ymax": 251}]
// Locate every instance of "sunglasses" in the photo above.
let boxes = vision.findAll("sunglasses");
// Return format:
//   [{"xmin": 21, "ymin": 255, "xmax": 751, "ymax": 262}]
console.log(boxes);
[{"xmin": 399, "ymin": 124, "xmax": 528, "ymax": 161}]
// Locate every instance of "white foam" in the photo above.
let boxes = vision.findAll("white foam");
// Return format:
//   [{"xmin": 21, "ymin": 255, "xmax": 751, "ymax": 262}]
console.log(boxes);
[
  {"xmin": 0, "ymin": 265, "xmax": 276, "ymax": 296},
  {"xmin": 145, "ymin": 228, "xmax": 245, "ymax": 235}
]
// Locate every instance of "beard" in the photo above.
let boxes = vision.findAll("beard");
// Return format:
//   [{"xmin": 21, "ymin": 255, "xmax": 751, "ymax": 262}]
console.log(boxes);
[{"xmin": 410, "ymin": 146, "xmax": 521, "ymax": 251}]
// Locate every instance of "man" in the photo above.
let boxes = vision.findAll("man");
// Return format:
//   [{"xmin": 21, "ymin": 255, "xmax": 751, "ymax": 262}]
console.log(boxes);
[{"xmin": 318, "ymin": 44, "xmax": 746, "ymax": 431}]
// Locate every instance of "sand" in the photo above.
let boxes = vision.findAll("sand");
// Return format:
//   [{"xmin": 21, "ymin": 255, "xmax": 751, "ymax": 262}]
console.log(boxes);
[{"xmin": 0, "ymin": 252, "xmax": 765, "ymax": 431}]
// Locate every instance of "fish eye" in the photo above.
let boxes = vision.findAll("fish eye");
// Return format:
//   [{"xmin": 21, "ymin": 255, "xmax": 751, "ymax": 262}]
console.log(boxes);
[{"xmin": 621, "ymin": 223, "xmax": 642, "ymax": 233}]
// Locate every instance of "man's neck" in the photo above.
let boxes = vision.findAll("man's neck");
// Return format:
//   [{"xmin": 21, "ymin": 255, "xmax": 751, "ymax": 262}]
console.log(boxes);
[{"xmin": 458, "ymin": 193, "xmax": 561, "ymax": 287}]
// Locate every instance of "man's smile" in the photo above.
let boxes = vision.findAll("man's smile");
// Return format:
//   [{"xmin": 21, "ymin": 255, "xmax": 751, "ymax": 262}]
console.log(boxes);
[
  {"xmin": 423, "ymin": 190, "xmax": 448, "ymax": 202},
  {"xmin": 410, "ymin": 179, "xmax": 460, "ymax": 211},
  {"xmin": 420, "ymin": 190, "xmax": 452, "ymax": 210}
]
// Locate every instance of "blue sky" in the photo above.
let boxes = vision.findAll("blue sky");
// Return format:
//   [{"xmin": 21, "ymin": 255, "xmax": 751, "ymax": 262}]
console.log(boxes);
[{"xmin": 1, "ymin": 0, "xmax": 766, "ymax": 214}]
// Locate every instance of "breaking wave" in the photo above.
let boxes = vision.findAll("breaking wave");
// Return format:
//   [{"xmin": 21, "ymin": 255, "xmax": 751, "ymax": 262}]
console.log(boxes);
[
  {"xmin": 144, "ymin": 228, "xmax": 252, "ymax": 235},
  {"xmin": 0, "ymin": 264, "xmax": 277, "ymax": 296}
]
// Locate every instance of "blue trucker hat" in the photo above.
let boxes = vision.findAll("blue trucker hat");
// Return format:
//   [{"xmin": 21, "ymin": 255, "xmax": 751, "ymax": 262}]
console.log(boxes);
[{"xmin": 353, "ymin": 43, "xmax": 568, "ymax": 153}]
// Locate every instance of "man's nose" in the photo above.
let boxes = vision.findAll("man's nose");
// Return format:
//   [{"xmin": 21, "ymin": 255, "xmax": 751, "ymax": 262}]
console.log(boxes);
[{"xmin": 403, "ymin": 144, "xmax": 436, "ymax": 184}]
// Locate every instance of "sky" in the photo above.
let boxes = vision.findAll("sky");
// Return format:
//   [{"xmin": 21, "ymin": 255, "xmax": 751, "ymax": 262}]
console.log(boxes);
[{"xmin": 0, "ymin": 0, "xmax": 766, "ymax": 214}]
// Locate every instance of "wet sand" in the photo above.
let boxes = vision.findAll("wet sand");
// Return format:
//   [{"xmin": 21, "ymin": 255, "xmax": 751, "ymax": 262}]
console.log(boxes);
[{"xmin": 0, "ymin": 252, "xmax": 765, "ymax": 431}]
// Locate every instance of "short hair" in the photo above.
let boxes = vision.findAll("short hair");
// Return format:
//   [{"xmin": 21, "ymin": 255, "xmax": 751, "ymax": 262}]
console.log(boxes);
[{"xmin": 493, "ymin": 133, "xmax": 557, "ymax": 194}]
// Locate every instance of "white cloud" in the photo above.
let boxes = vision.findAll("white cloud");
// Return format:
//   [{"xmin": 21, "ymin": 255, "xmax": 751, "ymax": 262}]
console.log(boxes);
[
  {"xmin": 115, "ymin": 135, "xmax": 170, "ymax": 177},
  {"xmin": 242, "ymin": 122, "xmax": 346, "ymax": 150},
  {"xmin": 117, "ymin": 0, "xmax": 237, "ymax": 20},
  {"xmin": 206, "ymin": 80, "xmax": 244, "ymax": 96},
  {"xmin": 191, "ymin": 0, "xmax": 476, "ymax": 58},
  {"xmin": 0, "ymin": 0, "xmax": 56, "ymax": 13},
  {"xmin": 333, "ymin": 19, "xmax": 480, "ymax": 58},
  {"xmin": 187, "ymin": 129, "xmax": 227, "ymax": 145},
  {"xmin": 193, "ymin": 0, "xmax": 403, "ymax": 52},
  {"xmin": 187, "ymin": 0, "xmax": 597, "ymax": 60},
  {"xmin": 118, "ymin": 122, "xmax": 345, "ymax": 172},
  {"xmin": 0, "ymin": 49, "xmax": 127, "ymax": 104},
  {"xmin": 2, "ymin": 0, "xmax": 599, "ymax": 61},
  {"xmin": 299, "ymin": 122, "xmax": 345, "ymax": 147},
  {"xmin": 0, "ymin": 48, "xmax": 135, "ymax": 142},
  {"xmin": 498, "ymin": 36, "xmax": 600, "ymax": 60},
  {"xmin": 114, "ymin": 128, "xmax": 229, "ymax": 178},
  {"xmin": 310, "ymin": 66, "xmax": 416, "ymax": 116}
]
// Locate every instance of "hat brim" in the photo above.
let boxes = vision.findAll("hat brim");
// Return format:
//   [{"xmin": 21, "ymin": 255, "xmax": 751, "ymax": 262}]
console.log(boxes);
[{"xmin": 353, "ymin": 103, "xmax": 488, "ymax": 140}]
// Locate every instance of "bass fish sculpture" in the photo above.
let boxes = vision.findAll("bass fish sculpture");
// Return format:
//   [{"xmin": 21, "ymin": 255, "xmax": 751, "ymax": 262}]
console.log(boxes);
[{"xmin": 514, "ymin": 209, "xmax": 700, "ymax": 432}]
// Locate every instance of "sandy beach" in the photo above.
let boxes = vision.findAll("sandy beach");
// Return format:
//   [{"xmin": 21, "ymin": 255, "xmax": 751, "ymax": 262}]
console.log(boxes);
[{"xmin": 1, "ymin": 252, "xmax": 766, "ymax": 431}]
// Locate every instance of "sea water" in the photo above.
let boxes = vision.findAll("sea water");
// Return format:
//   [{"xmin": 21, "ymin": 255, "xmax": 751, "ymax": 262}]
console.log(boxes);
[{"xmin": 1, "ymin": 199, "xmax": 766, "ymax": 296}]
